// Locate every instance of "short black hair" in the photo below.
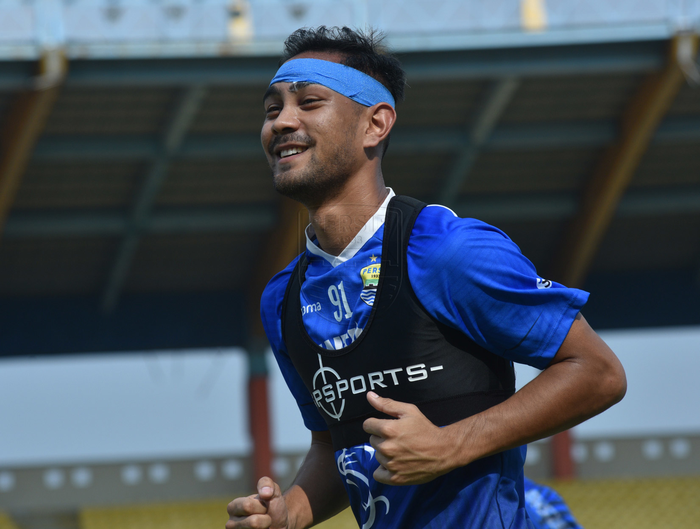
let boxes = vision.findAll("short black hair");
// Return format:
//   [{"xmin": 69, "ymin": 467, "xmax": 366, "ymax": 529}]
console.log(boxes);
[{"xmin": 280, "ymin": 26, "xmax": 406, "ymax": 105}]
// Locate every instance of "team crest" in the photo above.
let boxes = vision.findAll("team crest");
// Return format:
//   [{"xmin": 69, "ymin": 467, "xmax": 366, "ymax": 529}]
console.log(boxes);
[{"xmin": 360, "ymin": 263, "xmax": 381, "ymax": 306}]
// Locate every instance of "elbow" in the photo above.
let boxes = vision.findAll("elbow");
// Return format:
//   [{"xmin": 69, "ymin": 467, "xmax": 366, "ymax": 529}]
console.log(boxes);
[
  {"xmin": 613, "ymin": 365, "xmax": 627, "ymax": 404},
  {"xmin": 601, "ymin": 358, "xmax": 627, "ymax": 409}
]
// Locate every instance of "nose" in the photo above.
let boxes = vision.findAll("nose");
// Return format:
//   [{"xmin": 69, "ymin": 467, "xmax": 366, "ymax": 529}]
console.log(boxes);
[{"xmin": 271, "ymin": 104, "xmax": 300, "ymax": 135}]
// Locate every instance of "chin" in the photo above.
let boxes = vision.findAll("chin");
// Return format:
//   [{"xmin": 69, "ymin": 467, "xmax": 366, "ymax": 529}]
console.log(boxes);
[
  {"xmin": 271, "ymin": 152, "xmax": 354, "ymax": 205},
  {"xmin": 274, "ymin": 179, "xmax": 317, "ymax": 205}
]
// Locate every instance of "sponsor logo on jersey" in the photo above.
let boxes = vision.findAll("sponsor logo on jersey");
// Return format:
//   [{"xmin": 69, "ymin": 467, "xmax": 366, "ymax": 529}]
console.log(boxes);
[
  {"xmin": 301, "ymin": 302, "xmax": 322, "ymax": 315},
  {"xmin": 360, "ymin": 263, "xmax": 381, "ymax": 306},
  {"xmin": 311, "ymin": 353, "xmax": 444, "ymax": 421},
  {"xmin": 536, "ymin": 277, "xmax": 552, "ymax": 289}
]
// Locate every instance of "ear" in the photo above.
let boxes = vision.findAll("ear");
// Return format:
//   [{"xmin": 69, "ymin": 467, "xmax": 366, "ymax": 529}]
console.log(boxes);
[{"xmin": 363, "ymin": 103, "xmax": 397, "ymax": 150}]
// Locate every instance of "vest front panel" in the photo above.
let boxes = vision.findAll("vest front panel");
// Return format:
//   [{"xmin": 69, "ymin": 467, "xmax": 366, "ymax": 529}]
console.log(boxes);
[{"xmin": 282, "ymin": 196, "xmax": 515, "ymax": 450}]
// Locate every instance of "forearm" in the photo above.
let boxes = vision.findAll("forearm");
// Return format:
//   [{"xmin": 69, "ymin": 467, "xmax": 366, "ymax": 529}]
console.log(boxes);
[
  {"xmin": 363, "ymin": 314, "xmax": 626, "ymax": 486},
  {"xmin": 449, "ymin": 356, "xmax": 622, "ymax": 464},
  {"xmin": 446, "ymin": 314, "xmax": 627, "ymax": 467},
  {"xmin": 283, "ymin": 431, "xmax": 349, "ymax": 529}
]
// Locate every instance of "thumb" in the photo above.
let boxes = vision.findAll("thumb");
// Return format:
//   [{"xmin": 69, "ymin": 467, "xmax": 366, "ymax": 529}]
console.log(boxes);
[
  {"xmin": 367, "ymin": 391, "xmax": 414, "ymax": 418},
  {"xmin": 256, "ymin": 476, "xmax": 289, "ymax": 529},
  {"xmin": 257, "ymin": 476, "xmax": 281, "ymax": 503}
]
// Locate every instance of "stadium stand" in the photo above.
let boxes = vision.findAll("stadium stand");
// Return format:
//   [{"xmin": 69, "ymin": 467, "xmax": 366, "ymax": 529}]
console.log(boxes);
[{"xmin": 1, "ymin": 1, "xmax": 699, "ymax": 528}]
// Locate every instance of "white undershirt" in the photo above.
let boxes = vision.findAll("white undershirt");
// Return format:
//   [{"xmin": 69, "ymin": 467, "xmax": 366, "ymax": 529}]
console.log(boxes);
[{"xmin": 305, "ymin": 188, "xmax": 396, "ymax": 268}]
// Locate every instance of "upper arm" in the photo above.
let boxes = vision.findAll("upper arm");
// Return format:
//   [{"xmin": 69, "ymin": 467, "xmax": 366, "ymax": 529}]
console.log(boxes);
[
  {"xmin": 408, "ymin": 207, "xmax": 589, "ymax": 368},
  {"xmin": 548, "ymin": 312, "xmax": 627, "ymax": 403},
  {"xmin": 261, "ymin": 260, "xmax": 329, "ymax": 432},
  {"xmin": 311, "ymin": 430, "xmax": 333, "ymax": 446}
]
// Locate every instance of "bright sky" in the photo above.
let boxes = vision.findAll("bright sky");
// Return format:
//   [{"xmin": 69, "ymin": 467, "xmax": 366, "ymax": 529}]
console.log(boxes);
[{"xmin": 1, "ymin": 326, "xmax": 699, "ymax": 466}]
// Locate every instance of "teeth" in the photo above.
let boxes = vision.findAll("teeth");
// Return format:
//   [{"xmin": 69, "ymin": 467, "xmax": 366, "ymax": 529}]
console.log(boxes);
[{"xmin": 280, "ymin": 147, "xmax": 305, "ymax": 158}]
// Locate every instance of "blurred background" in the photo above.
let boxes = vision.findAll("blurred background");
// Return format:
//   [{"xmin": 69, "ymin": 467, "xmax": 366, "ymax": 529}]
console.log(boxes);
[{"xmin": 1, "ymin": 0, "xmax": 699, "ymax": 528}]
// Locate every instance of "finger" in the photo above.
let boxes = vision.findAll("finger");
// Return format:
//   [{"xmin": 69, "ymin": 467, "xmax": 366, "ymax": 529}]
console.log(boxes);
[
  {"xmin": 256, "ymin": 476, "xmax": 281, "ymax": 502},
  {"xmin": 373, "ymin": 464, "xmax": 395, "ymax": 485},
  {"xmin": 226, "ymin": 513, "xmax": 272, "ymax": 529},
  {"xmin": 363, "ymin": 417, "xmax": 387, "ymax": 437},
  {"xmin": 367, "ymin": 432, "xmax": 383, "ymax": 451},
  {"xmin": 366, "ymin": 391, "xmax": 415, "ymax": 418},
  {"xmin": 373, "ymin": 448, "xmax": 391, "ymax": 469},
  {"xmin": 227, "ymin": 495, "xmax": 268, "ymax": 517}
]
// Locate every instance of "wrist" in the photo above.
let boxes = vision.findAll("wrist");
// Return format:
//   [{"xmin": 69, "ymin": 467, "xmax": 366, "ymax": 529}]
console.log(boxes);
[
  {"xmin": 444, "ymin": 416, "xmax": 479, "ymax": 470},
  {"xmin": 282, "ymin": 486, "xmax": 307, "ymax": 529}
]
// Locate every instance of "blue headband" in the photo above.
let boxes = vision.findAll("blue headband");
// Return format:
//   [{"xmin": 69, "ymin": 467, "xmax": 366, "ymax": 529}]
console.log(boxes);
[{"xmin": 269, "ymin": 58, "xmax": 395, "ymax": 108}]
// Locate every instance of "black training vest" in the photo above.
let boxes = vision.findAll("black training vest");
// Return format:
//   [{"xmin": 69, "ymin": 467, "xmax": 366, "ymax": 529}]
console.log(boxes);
[{"xmin": 282, "ymin": 195, "xmax": 515, "ymax": 451}]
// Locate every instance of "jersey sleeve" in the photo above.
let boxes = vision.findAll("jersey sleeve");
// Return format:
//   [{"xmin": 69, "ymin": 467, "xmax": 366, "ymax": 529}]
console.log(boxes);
[
  {"xmin": 407, "ymin": 205, "xmax": 589, "ymax": 369},
  {"xmin": 260, "ymin": 256, "xmax": 328, "ymax": 432}
]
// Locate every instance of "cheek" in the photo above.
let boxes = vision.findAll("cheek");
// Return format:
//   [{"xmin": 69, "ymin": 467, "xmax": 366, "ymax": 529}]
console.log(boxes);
[
  {"xmin": 318, "ymin": 116, "xmax": 353, "ymax": 145},
  {"xmin": 314, "ymin": 106, "xmax": 348, "ymax": 132},
  {"xmin": 261, "ymin": 125, "xmax": 273, "ymax": 151}
]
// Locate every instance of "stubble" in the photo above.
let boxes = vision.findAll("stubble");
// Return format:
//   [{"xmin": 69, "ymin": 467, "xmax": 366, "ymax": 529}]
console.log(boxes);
[{"xmin": 271, "ymin": 122, "xmax": 360, "ymax": 207}]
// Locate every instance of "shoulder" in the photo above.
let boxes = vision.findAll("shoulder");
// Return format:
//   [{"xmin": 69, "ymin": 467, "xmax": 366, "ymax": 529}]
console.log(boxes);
[
  {"xmin": 407, "ymin": 203, "xmax": 533, "ymax": 307},
  {"xmin": 260, "ymin": 254, "xmax": 303, "ymax": 340},
  {"xmin": 409, "ymin": 204, "xmax": 527, "ymax": 275},
  {"xmin": 406, "ymin": 203, "xmax": 589, "ymax": 366},
  {"xmin": 413, "ymin": 203, "xmax": 512, "ymax": 243},
  {"xmin": 259, "ymin": 253, "xmax": 330, "ymax": 433},
  {"xmin": 261, "ymin": 254, "xmax": 302, "ymax": 304}
]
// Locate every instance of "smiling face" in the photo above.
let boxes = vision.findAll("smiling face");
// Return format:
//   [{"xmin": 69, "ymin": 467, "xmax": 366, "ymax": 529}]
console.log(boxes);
[{"xmin": 261, "ymin": 52, "xmax": 367, "ymax": 206}]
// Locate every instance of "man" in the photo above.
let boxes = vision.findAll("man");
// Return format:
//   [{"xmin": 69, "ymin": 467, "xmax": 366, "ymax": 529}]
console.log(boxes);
[
  {"xmin": 227, "ymin": 26, "xmax": 626, "ymax": 529},
  {"xmin": 524, "ymin": 478, "xmax": 582, "ymax": 529}
]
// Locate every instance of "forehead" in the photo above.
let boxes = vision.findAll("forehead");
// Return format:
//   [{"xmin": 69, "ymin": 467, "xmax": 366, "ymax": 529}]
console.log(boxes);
[
  {"xmin": 264, "ymin": 51, "xmax": 347, "ymax": 101},
  {"xmin": 263, "ymin": 80, "xmax": 335, "ymax": 103}
]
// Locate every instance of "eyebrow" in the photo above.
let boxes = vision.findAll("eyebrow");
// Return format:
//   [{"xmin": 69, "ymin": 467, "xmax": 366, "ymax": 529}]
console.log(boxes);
[
  {"xmin": 262, "ymin": 85, "xmax": 281, "ymax": 103},
  {"xmin": 289, "ymin": 81, "xmax": 312, "ymax": 92},
  {"xmin": 262, "ymin": 81, "xmax": 318, "ymax": 103}
]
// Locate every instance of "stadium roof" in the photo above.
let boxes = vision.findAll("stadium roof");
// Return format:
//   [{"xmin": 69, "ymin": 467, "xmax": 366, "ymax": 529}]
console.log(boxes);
[{"xmin": 1, "ymin": 1, "xmax": 700, "ymax": 356}]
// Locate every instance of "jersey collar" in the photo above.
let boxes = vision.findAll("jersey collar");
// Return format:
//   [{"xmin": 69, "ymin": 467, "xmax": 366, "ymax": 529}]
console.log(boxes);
[{"xmin": 305, "ymin": 188, "xmax": 395, "ymax": 267}]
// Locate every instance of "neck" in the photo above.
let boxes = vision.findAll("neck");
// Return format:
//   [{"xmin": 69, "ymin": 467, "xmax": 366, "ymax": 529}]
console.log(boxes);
[{"xmin": 307, "ymin": 173, "xmax": 388, "ymax": 256}]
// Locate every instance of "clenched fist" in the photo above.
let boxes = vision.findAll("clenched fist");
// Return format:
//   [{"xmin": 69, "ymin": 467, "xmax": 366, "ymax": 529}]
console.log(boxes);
[
  {"xmin": 363, "ymin": 391, "xmax": 463, "ymax": 485},
  {"xmin": 226, "ymin": 477, "xmax": 289, "ymax": 529}
]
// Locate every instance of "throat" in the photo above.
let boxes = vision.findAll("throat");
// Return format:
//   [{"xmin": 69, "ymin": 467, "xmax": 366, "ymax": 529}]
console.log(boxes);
[{"xmin": 309, "ymin": 201, "xmax": 388, "ymax": 260}]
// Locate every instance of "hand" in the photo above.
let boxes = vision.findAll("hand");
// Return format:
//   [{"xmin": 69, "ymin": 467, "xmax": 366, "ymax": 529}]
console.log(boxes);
[
  {"xmin": 362, "ymin": 392, "xmax": 460, "ymax": 485},
  {"xmin": 226, "ymin": 477, "xmax": 290, "ymax": 529}
]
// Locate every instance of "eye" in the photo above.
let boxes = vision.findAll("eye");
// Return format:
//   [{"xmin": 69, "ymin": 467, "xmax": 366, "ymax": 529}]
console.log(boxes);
[
  {"xmin": 301, "ymin": 98, "xmax": 321, "ymax": 106},
  {"xmin": 265, "ymin": 104, "xmax": 281, "ymax": 117}
]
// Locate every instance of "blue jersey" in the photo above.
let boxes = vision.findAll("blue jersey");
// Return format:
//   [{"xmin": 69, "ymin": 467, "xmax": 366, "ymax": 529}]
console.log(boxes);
[
  {"xmin": 524, "ymin": 478, "xmax": 582, "ymax": 529},
  {"xmin": 261, "ymin": 191, "xmax": 588, "ymax": 528}
]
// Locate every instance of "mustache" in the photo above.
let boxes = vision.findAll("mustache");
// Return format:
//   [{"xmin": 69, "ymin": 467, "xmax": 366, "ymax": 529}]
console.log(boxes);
[{"xmin": 268, "ymin": 133, "xmax": 313, "ymax": 155}]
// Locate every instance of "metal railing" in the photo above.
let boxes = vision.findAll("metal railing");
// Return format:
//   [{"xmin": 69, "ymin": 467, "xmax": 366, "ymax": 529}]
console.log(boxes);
[{"xmin": 0, "ymin": 0, "xmax": 698, "ymax": 59}]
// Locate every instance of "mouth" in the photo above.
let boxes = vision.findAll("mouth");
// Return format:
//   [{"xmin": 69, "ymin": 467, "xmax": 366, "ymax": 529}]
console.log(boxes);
[{"xmin": 277, "ymin": 145, "xmax": 309, "ymax": 162}]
